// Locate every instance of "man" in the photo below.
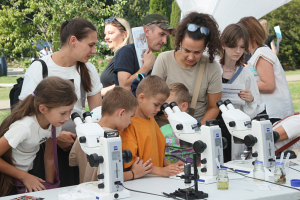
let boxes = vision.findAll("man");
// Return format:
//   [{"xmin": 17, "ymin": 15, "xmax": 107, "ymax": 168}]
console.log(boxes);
[{"xmin": 113, "ymin": 13, "xmax": 174, "ymax": 90}]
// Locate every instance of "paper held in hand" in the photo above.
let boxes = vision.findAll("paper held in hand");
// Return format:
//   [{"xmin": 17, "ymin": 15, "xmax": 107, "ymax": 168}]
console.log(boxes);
[
  {"xmin": 221, "ymin": 84, "xmax": 246, "ymax": 105},
  {"xmin": 132, "ymin": 26, "xmax": 148, "ymax": 68},
  {"xmin": 274, "ymin": 26, "xmax": 282, "ymax": 39}
]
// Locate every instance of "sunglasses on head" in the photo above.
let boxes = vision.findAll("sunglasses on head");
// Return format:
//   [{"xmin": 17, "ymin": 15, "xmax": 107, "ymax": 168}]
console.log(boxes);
[
  {"xmin": 186, "ymin": 23, "xmax": 210, "ymax": 36},
  {"xmin": 105, "ymin": 17, "xmax": 126, "ymax": 31}
]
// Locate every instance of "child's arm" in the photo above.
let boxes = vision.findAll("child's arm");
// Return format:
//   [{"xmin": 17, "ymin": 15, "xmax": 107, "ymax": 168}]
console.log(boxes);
[
  {"xmin": 123, "ymin": 157, "xmax": 152, "ymax": 181},
  {"xmin": 150, "ymin": 159, "xmax": 182, "ymax": 176},
  {"xmin": 44, "ymin": 138, "xmax": 55, "ymax": 183},
  {"xmin": 0, "ymin": 137, "xmax": 46, "ymax": 192},
  {"xmin": 163, "ymin": 158, "xmax": 184, "ymax": 167}
]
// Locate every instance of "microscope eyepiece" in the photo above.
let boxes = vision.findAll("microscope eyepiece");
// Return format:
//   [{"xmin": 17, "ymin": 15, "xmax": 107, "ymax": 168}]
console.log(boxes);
[
  {"xmin": 161, "ymin": 102, "xmax": 169, "ymax": 111},
  {"xmin": 169, "ymin": 101, "xmax": 178, "ymax": 109},
  {"xmin": 83, "ymin": 112, "xmax": 92, "ymax": 119},
  {"xmin": 223, "ymin": 99, "xmax": 232, "ymax": 106},
  {"xmin": 216, "ymin": 100, "xmax": 224, "ymax": 108},
  {"xmin": 71, "ymin": 112, "xmax": 81, "ymax": 121}
]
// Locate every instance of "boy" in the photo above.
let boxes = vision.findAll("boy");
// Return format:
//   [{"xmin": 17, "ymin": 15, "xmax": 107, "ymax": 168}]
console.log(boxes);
[
  {"xmin": 120, "ymin": 76, "xmax": 183, "ymax": 179},
  {"xmin": 69, "ymin": 86, "xmax": 152, "ymax": 182},
  {"xmin": 160, "ymin": 83, "xmax": 198, "ymax": 164}
]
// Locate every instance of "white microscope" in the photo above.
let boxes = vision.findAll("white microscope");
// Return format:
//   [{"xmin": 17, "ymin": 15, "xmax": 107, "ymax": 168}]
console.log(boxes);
[
  {"xmin": 71, "ymin": 112, "xmax": 132, "ymax": 200},
  {"xmin": 161, "ymin": 102, "xmax": 227, "ymax": 185},
  {"xmin": 217, "ymin": 99, "xmax": 280, "ymax": 170}
]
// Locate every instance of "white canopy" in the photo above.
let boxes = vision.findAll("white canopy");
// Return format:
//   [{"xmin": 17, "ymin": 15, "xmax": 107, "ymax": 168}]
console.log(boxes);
[{"xmin": 176, "ymin": 0, "xmax": 292, "ymax": 32}]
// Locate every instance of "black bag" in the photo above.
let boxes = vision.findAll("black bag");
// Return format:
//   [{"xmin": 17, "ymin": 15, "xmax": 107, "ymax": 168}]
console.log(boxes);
[{"xmin": 9, "ymin": 59, "xmax": 48, "ymax": 111}]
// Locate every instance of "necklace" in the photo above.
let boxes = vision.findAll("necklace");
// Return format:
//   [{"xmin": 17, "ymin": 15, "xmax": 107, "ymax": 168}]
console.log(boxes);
[{"xmin": 221, "ymin": 65, "xmax": 236, "ymax": 73}]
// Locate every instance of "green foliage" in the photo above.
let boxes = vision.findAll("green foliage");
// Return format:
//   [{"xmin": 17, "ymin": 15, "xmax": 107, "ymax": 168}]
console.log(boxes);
[
  {"xmin": 169, "ymin": 0, "xmax": 180, "ymax": 49},
  {"xmin": 122, "ymin": 0, "xmax": 149, "ymax": 28},
  {"xmin": 149, "ymin": 0, "xmax": 169, "ymax": 20},
  {"xmin": 0, "ymin": 0, "xmax": 126, "ymax": 67},
  {"xmin": 262, "ymin": 0, "xmax": 300, "ymax": 70}
]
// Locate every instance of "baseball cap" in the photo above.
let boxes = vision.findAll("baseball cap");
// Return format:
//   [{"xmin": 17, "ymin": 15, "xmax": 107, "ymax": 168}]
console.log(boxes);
[{"xmin": 142, "ymin": 13, "xmax": 174, "ymax": 30}]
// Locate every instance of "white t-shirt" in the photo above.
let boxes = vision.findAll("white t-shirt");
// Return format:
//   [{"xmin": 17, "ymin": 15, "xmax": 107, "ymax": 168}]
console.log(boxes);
[
  {"xmin": 19, "ymin": 54, "xmax": 103, "ymax": 116},
  {"xmin": 247, "ymin": 46, "xmax": 294, "ymax": 119},
  {"xmin": 4, "ymin": 116, "xmax": 61, "ymax": 172},
  {"xmin": 274, "ymin": 115, "xmax": 300, "ymax": 151}
]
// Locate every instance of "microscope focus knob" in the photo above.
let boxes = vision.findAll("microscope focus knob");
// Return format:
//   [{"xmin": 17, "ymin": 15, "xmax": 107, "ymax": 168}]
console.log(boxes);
[
  {"xmin": 98, "ymin": 183, "xmax": 104, "ymax": 189},
  {"xmin": 97, "ymin": 173, "xmax": 104, "ymax": 179},
  {"xmin": 79, "ymin": 136, "xmax": 86, "ymax": 143},
  {"xmin": 88, "ymin": 153, "xmax": 104, "ymax": 167},
  {"xmin": 193, "ymin": 140, "xmax": 207, "ymax": 154},
  {"xmin": 122, "ymin": 149, "xmax": 132, "ymax": 163},
  {"xmin": 176, "ymin": 124, "xmax": 183, "ymax": 130},
  {"xmin": 201, "ymin": 159, "xmax": 207, "ymax": 164},
  {"xmin": 229, "ymin": 121, "xmax": 236, "ymax": 127},
  {"xmin": 273, "ymin": 131, "xmax": 280, "ymax": 143},
  {"xmin": 201, "ymin": 168, "xmax": 207, "ymax": 173},
  {"xmin": 252, "ymin": 152, "xmax": 258, "ymax": 157},
  {"xmin": 222, "ymin": 137, "xmax": 228, "ymax": 149},
  {"xmin": 244, "ymin": 135, "xmax": 257, "ymax": 147}
]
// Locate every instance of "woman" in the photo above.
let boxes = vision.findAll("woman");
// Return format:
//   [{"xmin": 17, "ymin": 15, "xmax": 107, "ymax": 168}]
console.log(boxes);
[
  {"xmin": 259, "ymin": 19, "xmax": 281, "ymax": 55},
  {"xmin": 238, "ymin": 17, "xmax": 294, "ymax": 124},
  {"xmin": 100, "ymin": 17, "xmax": 133, "ymax": 96},
  {"xmin": 218, "ymin": 24, "xmax": 260, "ymax": 161},
  {"xmin": 19, "ymin": 18, "xmax": 103, "ymax": 186},
  {"xmin": 152, "ymin": 12, "xmax": 222, "ymax": 125}
]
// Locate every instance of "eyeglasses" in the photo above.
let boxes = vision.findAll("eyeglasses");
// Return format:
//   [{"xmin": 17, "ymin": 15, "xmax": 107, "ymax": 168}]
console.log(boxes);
[
  {"xmin": 186, "ymin": 23, "xmax": 210, "ymax": 36},
  {"xmin": 105, "ymin": 17, "xmax": 126, "ymax": 31}
]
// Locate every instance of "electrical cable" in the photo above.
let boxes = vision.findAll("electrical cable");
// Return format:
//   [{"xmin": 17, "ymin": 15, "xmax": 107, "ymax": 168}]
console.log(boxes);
[{"xmin": 220, "ymin": 165, "xmax": 300, "ymax": 192}]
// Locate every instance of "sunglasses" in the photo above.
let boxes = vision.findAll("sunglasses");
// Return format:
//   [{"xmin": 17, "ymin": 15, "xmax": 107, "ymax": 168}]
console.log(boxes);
[
  {"xmin": 186, "ymin": 23, "xmax": 210, "ymax": 36},
  {"xmin": 105, "ymin": 17, "xmax": 126, "ymax": 31}
]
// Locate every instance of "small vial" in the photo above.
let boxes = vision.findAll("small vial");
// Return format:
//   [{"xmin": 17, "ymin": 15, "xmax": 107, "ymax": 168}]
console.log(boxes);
[
  {"xmin": 217, "ymin": 168, "xmax": 229, "ymax": 190},
  {"xmin": 274, "ymin": 162, "xmax": 286, "ymax": 184},
  {"xmin": 253, "ymin": 161, "xmax": 265, "ymax": 182}
]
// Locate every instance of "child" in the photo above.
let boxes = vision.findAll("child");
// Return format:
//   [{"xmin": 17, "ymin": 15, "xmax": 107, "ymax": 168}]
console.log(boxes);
[
  {"xmin": 0, "ymin": 77, "xmax": 77, "ymax": 196},
  {"xmin": 69, "ymin": 86, "xmax": 152, "ymax": 182},
  {"xmin": 120, "ymin": 75, "xmax": 183, "ymax": 179},
  {"xmin": 218, "ymin": 24, "xmax": 260, "ymax": 162},
  {"xmin": 159, "ymin": 83, "xmax": 199, "ymax": 165}
]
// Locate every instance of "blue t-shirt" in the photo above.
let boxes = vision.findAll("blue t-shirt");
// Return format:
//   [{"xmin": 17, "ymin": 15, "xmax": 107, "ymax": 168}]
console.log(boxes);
[{"xmin": 113, "ymin": 43, "xmax": 140, "ymax": 86}]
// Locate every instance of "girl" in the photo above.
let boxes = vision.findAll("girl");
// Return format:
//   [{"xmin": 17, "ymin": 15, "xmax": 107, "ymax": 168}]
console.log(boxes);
[
  {"xmin": 0, "ymin": 77, "xmax": 77, "ymax": 196},
  {"xmin": 218, "ymin": 24, "xmax": 260, "ymax": 161},
  {"xmin": 19, "ymin": 18, "xmax": 103, "ymax": 186}
]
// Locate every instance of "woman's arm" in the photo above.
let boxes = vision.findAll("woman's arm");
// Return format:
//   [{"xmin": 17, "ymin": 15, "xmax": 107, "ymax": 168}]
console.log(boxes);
[
  {"xmin": 274, "ymin": 125, "xmax": 288, "ymax": 142},
  {"xmin": 87, "ymin": 92, "xmax": 102, "ymax": 111},
  {"xmin": 256, "ymin": 57, "xmax": 276, "ymax": 94},
  {"xmin": 200, "ymin": 92, "xmax": 222, "ymax": 126},
  {"xmin": 101, "ymin": 84, "xmax": 115, "ymax": 97},
  {"xmin": 270, "ymin": 38, "xmax": 282, "ymax": 55},
  {"xmin": 44, "ymin": 138, "xmax": 55, "ymax": 183}
]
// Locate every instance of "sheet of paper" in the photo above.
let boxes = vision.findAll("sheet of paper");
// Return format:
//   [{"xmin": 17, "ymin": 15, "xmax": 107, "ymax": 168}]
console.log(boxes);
[
  {"xmin": 221, "ymin": 84, "xmax": 246, "ymax": 105},
  {"xmin": 274, "ymin": 26, "xmax": 282, "ymax": 39},
  {"xmin": 132, "ymin": 27, "xmax": 148, "ymax": 68}
]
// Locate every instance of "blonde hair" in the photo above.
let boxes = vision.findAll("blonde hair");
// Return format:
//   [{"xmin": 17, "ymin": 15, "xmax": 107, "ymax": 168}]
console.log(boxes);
[
  {"xmin": 136, "ymin": 75, "xmax": 170, "ymax": 98},
  {"xmin": 169, "ymin": 83, "xmax": 190, "ymax": 105},
  {"xmin": 259, "ymin": 19, "xmax": 269, "ymax": 35},
  {"xmin": 102, "ymin": 86, "xmax": 138, "ymax": 116},
  {"xmin": 105, "ymin": 18, "xmax": 133, "ymax": 52}
]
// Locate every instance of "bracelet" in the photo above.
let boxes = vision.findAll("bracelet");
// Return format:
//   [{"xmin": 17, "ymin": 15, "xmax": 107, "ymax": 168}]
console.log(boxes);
[{"xmin": 130, "ymin": 169, "xmax": 134, "ymax": 180}]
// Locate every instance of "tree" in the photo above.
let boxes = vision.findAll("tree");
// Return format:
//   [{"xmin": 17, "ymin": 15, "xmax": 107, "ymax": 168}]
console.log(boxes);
[
  {"xmin": 0, "ymin": 0, "xmax": 126, "ymax": 61},
  {"xmin": 149, "ymin": 0, "xmax": 169, "ymax": 20},
  {"xmin": 169, "ymin": 0, "xmax": 180, "ymax": 49},
  {"xmin": 122, "ymin": 0, "xmax": 149, "ymax": 28},
  {"xmin": 262, "ymin": 0, "xmax": 300, "ymax": 70}
]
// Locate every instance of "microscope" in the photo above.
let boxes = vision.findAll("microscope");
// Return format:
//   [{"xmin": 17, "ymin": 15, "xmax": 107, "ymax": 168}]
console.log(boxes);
[
  {"xmin": 71, "ymin": 112, "xmax": 132, "ymax": 200},
  {"xmin": 161, "ymin": 102, "xmax": 227, "ymax": 186},
  {"xmin": 217, "ymin": 99, "xmax": 280, "ymax": 170}
]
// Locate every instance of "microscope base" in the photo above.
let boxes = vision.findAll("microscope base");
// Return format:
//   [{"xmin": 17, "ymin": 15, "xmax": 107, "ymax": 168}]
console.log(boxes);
[
  {"xmin": 172, "ymin": 188, "xmax": 208, "ymax": 199},
  {"xmin": 198, "ymin": 175, "xmax": 217, "ymax": 184},
  {"xmin": 77, "ymin": 182, "xmax": 130, "ymax": 200}
]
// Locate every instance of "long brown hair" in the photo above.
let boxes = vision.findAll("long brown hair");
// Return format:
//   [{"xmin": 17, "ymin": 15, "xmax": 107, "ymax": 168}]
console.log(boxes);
[
  {"xmin": 0, "ymin": 77, "xmax": 77, "ymax": 196},
  {"xmin": 60, "ymin": 18, "xmax": 97, "ymax": 92},
  {"xmin": 220, "ymin": 24, "xmax": 250, "ymax": 66},
  {"xmin": 174, "ymin": 12, "xmax": 222, "ymax": 63}
]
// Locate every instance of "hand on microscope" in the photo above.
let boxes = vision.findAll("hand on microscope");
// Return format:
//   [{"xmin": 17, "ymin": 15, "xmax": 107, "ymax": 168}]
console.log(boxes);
[
  {"xmin": 57, "ymin": 131, "xmax": 77, "ymax": 151},
  {"xmin": 238, "ymin": 89, "xmax": 254, "ymax": 102}
]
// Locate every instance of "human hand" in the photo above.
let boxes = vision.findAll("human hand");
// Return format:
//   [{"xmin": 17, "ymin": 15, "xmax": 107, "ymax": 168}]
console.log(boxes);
[
  {"xmin": 21, "ymin": 173, "xmax": 46, "ymax": 192},
  {"xmin": 238, "ymin": 89, "xmax": 254, "ymax": 102},
  {"xmin": 161, "ymin": 164, "xmax": 182, "ymax": 177},
  {"xmin": 57, "ymin": 131, "xmax": 76, "ymax": 151},
  {"xmin": 131, "ymin": 157, "xmax": 153, "ymax": 179},
  {"xmin": 277, "ymin": 37, "xmax": 282, "ymax": 43},
  {"xmin": 174, "ymin": 160, "xmax": 185, "ymax": 167},
  {"xmin": 141, "ymin": 48, "xmax": 155, "ymax": 72}
]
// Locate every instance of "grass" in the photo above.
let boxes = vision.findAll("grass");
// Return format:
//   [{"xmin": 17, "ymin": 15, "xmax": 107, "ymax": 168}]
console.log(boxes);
[
  {"xmin": 0, "ymin": 88, "xmax": 11, "ymax": 100},
  {"xmin": 0, "ymin": 76, "xmax": 22, "ymax": 83},
  {"xmin": 284, "ymin": 69, "xmax": 300, "ymax": 76},
  {"xmin": 0, "ymin": 109, "xmax": 10, "ymax": 124},
  {"xmin": 288, "ymin": 81, "xmax": 300, "ymax": 112}
]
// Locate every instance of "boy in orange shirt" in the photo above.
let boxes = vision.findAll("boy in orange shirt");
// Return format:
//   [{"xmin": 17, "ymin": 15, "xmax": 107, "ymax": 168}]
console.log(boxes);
[
  {"xmin": 70, "ymin": 86, "xmax": 152, "ymax": 182},
  {"xmin": 120, "ymin": 76, "xmax": 184, "ymax": 179}
]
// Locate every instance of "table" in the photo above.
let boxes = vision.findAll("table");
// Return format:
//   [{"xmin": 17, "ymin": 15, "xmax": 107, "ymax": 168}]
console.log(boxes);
[{"xmin": 2, "ymin": 159, "xmax": 300, "ymax": 200}]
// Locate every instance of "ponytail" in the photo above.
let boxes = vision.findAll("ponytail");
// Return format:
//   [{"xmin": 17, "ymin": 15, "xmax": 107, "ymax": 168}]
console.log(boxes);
[{"xmin": 77, "ymin": 61, "xmax": 92, "ymax": 92}]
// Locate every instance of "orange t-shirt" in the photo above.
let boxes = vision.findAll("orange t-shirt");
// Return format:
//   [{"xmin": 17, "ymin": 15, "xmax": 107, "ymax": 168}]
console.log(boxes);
[{"xmin": 119, "ymin": 116, "xmax": 166, "ymax": 170}]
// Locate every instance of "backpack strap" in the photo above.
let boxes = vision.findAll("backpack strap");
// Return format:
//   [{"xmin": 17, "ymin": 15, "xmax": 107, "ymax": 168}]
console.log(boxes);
[
  {"xmin": 31, "ymin": 59, "xmax": 48, "ymax": 78},
  {"xmin": 51, "ymin": 126, "xmax": 60, "ymax": 181},
  {"xmin": 228, "ymin": 66, "xmax": 244, "ymax": 84}
]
